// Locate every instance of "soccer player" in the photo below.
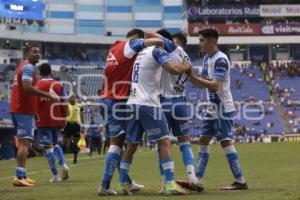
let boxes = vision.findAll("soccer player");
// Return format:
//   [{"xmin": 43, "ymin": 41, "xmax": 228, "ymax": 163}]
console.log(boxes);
[
  {"xmin": 177, "ymin": 28, "xmax": 248, "ymax": 190},
  {"xmin": 97, "ymin": 29, "xmax": 163, "ymax": 195},
  {"xmin": 10, "ymin": 44, "xmax": 59, "ymax": 187},
  {"xmin": 117, "ymin": 39, "xmax": 192, "ymax": 195},
  {"xmin": 35, "ymin": 63, "xmax": 70, "ymax": 183},
  {"xmin": 158, "ymin": 30, "xmax": 203, "ymax": 193},
  {"xmin": 63, "ymin": 94, "xmax": 83, "ymax": 165}
]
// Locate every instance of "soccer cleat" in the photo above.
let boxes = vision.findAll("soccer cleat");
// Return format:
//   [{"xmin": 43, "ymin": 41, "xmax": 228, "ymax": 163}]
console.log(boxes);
[
  {"xmin": 97, "ymin": 186, "xmax": 117, "ymax": 196},
  {"xmin": 220, "ymin": 182, "xmax": 248, "ymax": 190},
  {"xmin": 62, "ymin": 167, "xmax": 70, "ymax": 180},
  {"xmin": 176, "ymin": 179, "xmax": 204, "ymax": 192},
  {"xmin": 117, "ymin": 183, "xmax": 132, "ymax": 195},
  {"xmin": 128, "ymin": 180, "xmax": 144, "ymax": 192},
  {"xmin": 188, "ymin": 177, "xmax": 205, "ymax": 192},
  {"xmin": 25, "ymin": 177, "xmax": 36, "ymax": 185},
  {"xmin": 165, "ymin": 182, "xmax": 188, "ymax": 195},
  {"xmin": 12, "ymin": 177, "xmax": 33, "ymax": 187},
  {"xmin": 50, "ymin": 175, "xmax": 61, "ymax": 183}
]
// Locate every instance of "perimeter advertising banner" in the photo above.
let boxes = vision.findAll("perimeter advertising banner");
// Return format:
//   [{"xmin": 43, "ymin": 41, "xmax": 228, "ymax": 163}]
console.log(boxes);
[
  {"xmin": 187, "ymin": 4, "xmax": 300, "ymax": 20},
  {"xmin": 261, "ymin": 23, "xmax": 300, "ymax": 35},
  {"xmin": 188, "ymin": 23, "xmax": 261, "ymax": 36},
  {"xmin": 260, "ymin": 5, "xmax": 300, "ymax": 17},
  {"xmin": 187, "ymin": 5, "xmax": 260, "ymax": 20}
]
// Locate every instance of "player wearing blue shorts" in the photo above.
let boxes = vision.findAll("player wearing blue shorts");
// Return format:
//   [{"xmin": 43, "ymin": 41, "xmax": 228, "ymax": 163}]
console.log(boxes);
[
  {"xmin": 117, "ymin": 38, "xmax": 191, "ymax": 195},
  {"xmin": 97, "ymin": 29, "xmax": 164, "ymax": 195},
  {"xmin": 178, "ymin": 28, "xmax": 248, "ymax": 191},
  {"xmin": 157, "ymin": 30, "xmax": 203, "ymax": 193},
  {"xmin": 35, "ymin": 63, "xmax": 70, "ymax": 183},
  {"xmin": 10, "ymin": 44, "xmax": 59, "ymax": 187}
]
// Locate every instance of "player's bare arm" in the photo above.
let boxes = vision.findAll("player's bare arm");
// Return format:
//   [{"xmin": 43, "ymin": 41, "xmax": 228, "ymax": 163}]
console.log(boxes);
[{"xmin": 22, "ymin": 82, "xmax": 60, "ymax": 102}]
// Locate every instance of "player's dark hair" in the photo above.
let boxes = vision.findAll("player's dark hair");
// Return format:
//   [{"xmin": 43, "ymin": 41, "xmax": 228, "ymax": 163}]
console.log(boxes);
[
  {"xmin": 156, "ymin": 29, "xmax": 172, "ymax": 40},
  {"xmin": 39, "ymin": 63, "xmax": 52, "ymax": 77},
  {"xmin": 172, "ymin": 32, "xmax": 187, "ymax": 47},
  {"xmin": 126, "ymin": 29, "xmax": 144, "ymax": 39},
  {"xmin": 198, "ymin": 28, "xmax": 219, "ymax": 40},
  {"xmin": 23, "ymin": 43, "xmax": 39, "ymax": 57}
]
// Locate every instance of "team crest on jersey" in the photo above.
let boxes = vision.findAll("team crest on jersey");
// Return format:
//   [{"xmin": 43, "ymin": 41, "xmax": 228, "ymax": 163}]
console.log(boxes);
[{"xmin": 106, "ymin": 52, "xmax": 119, "ymax": 66}]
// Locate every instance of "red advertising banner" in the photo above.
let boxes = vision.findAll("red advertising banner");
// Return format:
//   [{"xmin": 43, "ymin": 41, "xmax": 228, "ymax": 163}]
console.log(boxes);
[{"xmin": 188, "ymin": 23, "xmax": 261, "ymax": 36}]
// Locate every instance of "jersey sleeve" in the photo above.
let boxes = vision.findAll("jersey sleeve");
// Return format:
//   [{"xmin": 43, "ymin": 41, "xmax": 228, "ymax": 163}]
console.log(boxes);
[
  {"xmin": 124, "ymin": 39, "xmax": 145, "ymax": 58},
  {"xmin": 162, "ymin": 37, "xmax": 177, "ymax": 53},
  {"xmin": 152, "ymin": 46, "xmax": 172, "ymax": 66},
  {"xmin": 200, "ymin": 55, "xmax": 208, "ymax": 77},
  {"xmin": 213, "ymin": 57, "xmax": 229, "ymax": 80},
  {"xmin": 21, "ymin": 64, "xmax": 34, "ymax": 83}
]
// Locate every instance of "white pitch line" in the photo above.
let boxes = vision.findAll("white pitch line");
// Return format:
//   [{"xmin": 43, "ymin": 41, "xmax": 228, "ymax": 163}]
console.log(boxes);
[
  {"xmin": 0, "ymin": 150, "xmax": 151, "ymax": 181},
  {"xmin": 0, "ymin": 155, "xmax": 105, "ymax": 181}
]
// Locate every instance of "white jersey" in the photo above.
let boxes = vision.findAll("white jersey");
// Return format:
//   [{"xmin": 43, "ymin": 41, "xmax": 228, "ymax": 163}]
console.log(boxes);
[
  {"xmin": 201, "ymin": 50, "xmax": 235, "ymax": 113},
  {"xmin": 127, "ymin": 46, "xmax": 172, "ymax": 107},
  {"xmin": 161, "ymin": 46, "xmax": 191, "ymax": 97}
]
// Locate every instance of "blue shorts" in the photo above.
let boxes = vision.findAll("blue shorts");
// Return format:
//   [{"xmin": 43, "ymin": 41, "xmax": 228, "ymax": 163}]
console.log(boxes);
[
  {"xmin": 201, "ymin": 112, "xmax": 235, "ymax": 141},
  {"xmin": 11, "ymin": 113, "xmax": 34, "ymax": 140},
  {"xmin": 125, "ymin": 105, "xmax": 169, "ymax": 144},
  {"xmin": 37, "ymin": 128, "xmax": 61, "ymax": 146},
  {"xmin": 99, "ymin": 98, "xmax": 127, "ymax": 138},
  {"xmin": 160, "ymin": 96, "xmax": 190, "ymax": 137}
]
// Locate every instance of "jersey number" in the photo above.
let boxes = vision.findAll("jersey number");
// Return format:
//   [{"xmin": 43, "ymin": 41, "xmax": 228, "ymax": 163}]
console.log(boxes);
[{"xmin": 132, "ymin": 63, "xmax": 140, "ymax": 83}]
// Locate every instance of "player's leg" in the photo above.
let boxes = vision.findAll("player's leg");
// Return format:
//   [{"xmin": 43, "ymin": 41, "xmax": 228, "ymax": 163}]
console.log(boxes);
[
  {"xmin": 89, "ymin": 136, "xmax": 94, "ymax": 156},
  {"xmin": 71, "ymin": 123, "xmax": 81, "ymax": 164},
  {"xmin": 98, "ymin": 99, "xmax": 126, "ymax": 195},
  {"xmin": 117, "ymin": 104, "xmax": 145, "ymax": 195},
  {"xmin": 97, "ymin": 136, "xmax": 102, "ymax": 154},
  {"xmin": 118, "ymin": 143, "xmax": 139, "ymax": 195},
  {"xmin": 218, "ymin": 112, "xmax": 247, "ymax": 190},
  {"xmin": 171, "ymin": 99, "xmax": 199, "ymax": 188},
  {"xmin": 142, "ymin": 105, "xmax": 187, "ymax": 195},
  {"xmin": 12, "ymin": 114, "xmax": 35, "ymax": 187},
  {"xmin": 176, "ymin": 112, "xmax": 216, "ymax": 191},
  {"xmin": 53, "ymin": 128, "xmax": 69, "ymax": 180},
  {"xmin": 37, "ymin": 128, "xmax": 60, "ymax": 183},
  {"xmin": 98, "ymin": 134, "xmax": 124, "ymax": 195}
]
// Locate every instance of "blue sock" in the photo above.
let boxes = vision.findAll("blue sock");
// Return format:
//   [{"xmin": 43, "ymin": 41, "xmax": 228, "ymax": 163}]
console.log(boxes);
[
  {"xmin": 126, "ymin": 175, "xmax": 132, "ymax": 185},
  {"xmin": 195, "ymin": 145, "xmax": 210, "ymax": 179},
  {"xmin": 45, "ymin": 148, "xmax": 58, "ymax": 175},
  {"xmin": 16, "ymin": 167, "xmax": 26, "ymax": 179},
  {"xmin": 160, "ymin": 159, "xmax": 175, "ymax": 184},
  {"xmin": 54, "ymin": 145, "xmax": 65, "ymax": 165},
  {"xmin": 119, "ymin": 160, "xmax": 131, "ymax": 184},
  {"xmin": 179, "ymin": 141, "xmax": 196, "ymax": 175},
  {"xmin": 101, "ymin": 145, "xmax": 121, "ymax": 189},
  {"xmin": 224, "ymin": 145, "xmax": 245, "ymax": 183}
]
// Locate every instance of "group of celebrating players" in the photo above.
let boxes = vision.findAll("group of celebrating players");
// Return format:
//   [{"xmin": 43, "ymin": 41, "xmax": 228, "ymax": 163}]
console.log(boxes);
[{"xmin": 10, "ymin": 27, "xmax": 248, "ymax": 195}]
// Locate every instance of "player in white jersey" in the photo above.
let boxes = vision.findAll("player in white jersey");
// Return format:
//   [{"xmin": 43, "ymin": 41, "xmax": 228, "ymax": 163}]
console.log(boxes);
[
  {"xmin": 158, "ymin": 30, "xmax": 203, "ymax": 193},
  {"xmin": 117, "ymin": 40, "xmax": 191, "ymax": 195},
  {"xmin": 177, "ymin": 28, "xmax": 248, "ymax": 191}
]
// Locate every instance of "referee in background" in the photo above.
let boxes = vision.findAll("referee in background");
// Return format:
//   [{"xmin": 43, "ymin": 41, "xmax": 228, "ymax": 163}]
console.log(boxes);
[{"xmin": 63, "ymin": 94, "xmax": 83, "ymax": 165}]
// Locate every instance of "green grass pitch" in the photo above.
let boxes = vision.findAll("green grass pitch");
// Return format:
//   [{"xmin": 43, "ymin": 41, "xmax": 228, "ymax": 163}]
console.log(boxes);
[{"xmin": 0, "ymin": 142, "xmax": 299, "ymax": 200}]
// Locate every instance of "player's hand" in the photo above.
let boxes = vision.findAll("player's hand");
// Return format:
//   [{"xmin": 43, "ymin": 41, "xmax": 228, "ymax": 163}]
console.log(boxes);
[{"xmin": 49, "ymin": 88, "xmax": 60, "ymax": 102}]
